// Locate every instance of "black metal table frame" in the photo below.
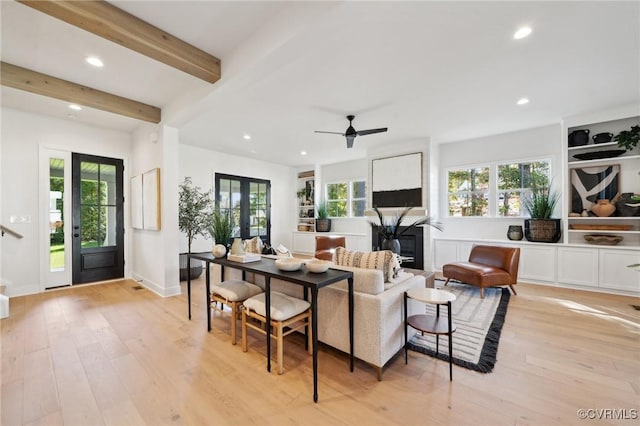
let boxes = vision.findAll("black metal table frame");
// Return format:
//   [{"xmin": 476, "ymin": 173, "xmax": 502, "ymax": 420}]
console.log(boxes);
[{"xmin": 186, "ymin": 253, "xmax": 354, "ymax": 402}]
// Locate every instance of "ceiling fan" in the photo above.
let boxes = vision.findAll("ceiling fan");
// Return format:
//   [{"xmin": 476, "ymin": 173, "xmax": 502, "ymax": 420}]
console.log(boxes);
[{"xmin": 315, "ymin": 115, "xmax": 388, "ymax": 148}]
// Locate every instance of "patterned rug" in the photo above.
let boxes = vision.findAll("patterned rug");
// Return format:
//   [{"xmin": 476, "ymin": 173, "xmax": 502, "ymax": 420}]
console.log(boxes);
[{"xmin": 406, "ymin": 281, "xmax": 510, "ymax": 373}]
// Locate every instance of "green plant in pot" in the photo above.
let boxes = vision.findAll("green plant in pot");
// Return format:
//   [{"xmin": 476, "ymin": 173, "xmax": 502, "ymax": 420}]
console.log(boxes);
[
  {"xmin": 178, "ymin": 177, "xmax": 213, "ymax": 280},
  {"xmin": 369, "ymin": 206, "xmax": 442, "ymax": 254},
  {"xmin": 522, "ymin": 184, "xmax": 561, "ymax": 243},
  {"xmin": 614, "ymin": 125, "xmax": 640, "ymax": 151},
  {"xmin": 315, "ymin": 201, "xmax": 331, "ymax": 232},
  {"xmin": 208, "ymin": 207, "xmax": 235, "ymax": 248}
]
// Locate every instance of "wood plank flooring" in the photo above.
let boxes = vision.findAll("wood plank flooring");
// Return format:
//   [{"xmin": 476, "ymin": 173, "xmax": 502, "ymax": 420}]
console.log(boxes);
[{"xmin": 1, "ymin": 277, "xmax": 639, "ymax": 425}]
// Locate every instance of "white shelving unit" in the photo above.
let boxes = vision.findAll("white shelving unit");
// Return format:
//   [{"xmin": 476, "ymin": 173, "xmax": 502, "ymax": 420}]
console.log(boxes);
[
  {"xmin": 296, "ymin": 171, "xmax": 315, "ymax": 232},
  {"xmin": 564, "ymin": 113, "xmax": 640, "ymax": 248}
]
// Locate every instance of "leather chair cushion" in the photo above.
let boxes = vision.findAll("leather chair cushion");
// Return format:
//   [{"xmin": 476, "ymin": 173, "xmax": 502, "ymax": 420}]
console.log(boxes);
[{"xmin": 443, "ymin": 262, "xmax": 514, "ymax": 287}]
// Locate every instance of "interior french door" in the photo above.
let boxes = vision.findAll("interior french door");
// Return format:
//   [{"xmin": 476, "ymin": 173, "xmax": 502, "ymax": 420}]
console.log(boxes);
[{"xmin": 72, "ymin": 153, "xmax": 124, "ymax": 284}]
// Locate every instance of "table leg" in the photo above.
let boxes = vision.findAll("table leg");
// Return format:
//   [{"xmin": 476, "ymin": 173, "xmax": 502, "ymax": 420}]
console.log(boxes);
[
  {"xmin": 303, "ymin": 287, "xmax": 309, "ymax": 352},
  {"xmin": 348, "ymin": 277, "xmax": 354, "ymax": 372},
  {"xmin": 436, "ymin": 304, "xmax": 440, "ymax": 355},
  {"xmin": 311, "ymin": 287, "xmax": 319, "ymax": 403},
  {"xmin": 448, "ymin": 301, "xmax": 453, "ymax": 381},
  {"xmin": 265, "ymin": 277, "xmax": 271, "ymax": 373},
  {"xmin": 404, "ymin": 291, "xmax": 408, "ymax": 364},
  {"xmin": 187, "ymin": 256, "xmax": 192, "ymax": 320},
  {"xmin": 206, "ymin": 262, "xmax": 211, "ymax": 332}
]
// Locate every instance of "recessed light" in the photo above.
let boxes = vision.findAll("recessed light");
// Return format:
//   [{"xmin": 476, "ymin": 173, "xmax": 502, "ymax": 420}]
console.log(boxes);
[
  {"xmin": 513, "ymin": 27, "xmax": 532, "ymax": 40},
  {"xmin": 68, "ymin": 104, "xmax": 82, "ymax": 111},
  {"xmin": 67, "ymin": 114, "xmax": 76, "ymax": 119},
  {"xmin": 517, "ymin": 98, "xmax": 529, "ymax": 105},
  {"xmin": 86, "ymin": 56, "xmax": 104, "ymax": 67},
  {"xmin": 300, "ymin": 151, "xmax": 307, "ymax": 156},
  {"xmin": 243, "ymin": 134, "xmax": 251, "ymax": 140}
]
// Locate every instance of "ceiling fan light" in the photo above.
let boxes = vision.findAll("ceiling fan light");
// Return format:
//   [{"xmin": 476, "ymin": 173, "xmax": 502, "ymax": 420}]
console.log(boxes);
[{"xmin": 68, "ymin": 104, "xmax": 82, "ymax": 111}]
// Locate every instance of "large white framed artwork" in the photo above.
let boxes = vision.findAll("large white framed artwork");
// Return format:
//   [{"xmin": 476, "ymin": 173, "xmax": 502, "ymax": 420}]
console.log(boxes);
[
  {"xmin": 372, "ymin": 152, "xmax": 423, "ymax": 208},
  {"xmin": 143, "ymin": 168, "xmax": 161, "ymax": 230},
  {"xmin": 130, "ymin": 168, "xmax": 161, "ymax": 230}
]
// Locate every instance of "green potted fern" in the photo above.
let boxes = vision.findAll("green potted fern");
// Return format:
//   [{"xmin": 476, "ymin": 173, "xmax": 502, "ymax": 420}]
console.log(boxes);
[
  {"xmin": 315, "ymin": 201, "xmax": 331, "ymax": 232},
  {"xmin": 208, "ymin": 207, "xmax": 234, "ymax": 247},
  {"xmin": 523, "ymin": 184, "xmax": 561, "ymax": 243}
]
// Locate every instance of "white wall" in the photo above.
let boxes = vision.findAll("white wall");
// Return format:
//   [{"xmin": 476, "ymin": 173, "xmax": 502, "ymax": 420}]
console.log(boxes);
[
  {"xmin": 130, "ymin": 124, "xmax": 181, "ymax": 297},
  {"xmin": 437, "ymin": 124, "xmax": 562, "ymax": 242},
  {"xmin": 179, "ymin": 144, "xmax": 295, "ymax": 252},
  {"xmin": 0, "ymin": 108, "xmax": 132, "ymax": 297}
]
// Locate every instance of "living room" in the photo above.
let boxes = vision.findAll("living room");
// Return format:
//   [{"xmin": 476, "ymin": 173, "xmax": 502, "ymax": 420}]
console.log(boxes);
[{"xmin": 1, "ymin": 1, "xmax": 639, "ymax": 424}]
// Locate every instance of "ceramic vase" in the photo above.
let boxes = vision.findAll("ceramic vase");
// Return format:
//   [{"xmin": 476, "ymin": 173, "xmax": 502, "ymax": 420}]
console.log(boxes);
[
  {"xmin": 381, "ymin": 238, "xmax": 401, "ymax": 254},
  {"xmin": 230, "ymin": 238, "xmax": 245, "ymax": 255},
  {"xmin": 591, "ymin": 199, "xmax": 616, "ymax": 217},
  {"xmin": 507, "ymin": 225, "xmax": 523, "ymax": 241}
]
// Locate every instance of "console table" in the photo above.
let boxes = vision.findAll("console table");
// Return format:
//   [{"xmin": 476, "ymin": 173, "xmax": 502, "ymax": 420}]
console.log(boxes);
[{"xmin": 185, "ymin": 253, "xmax": 354, "ymax": 402}]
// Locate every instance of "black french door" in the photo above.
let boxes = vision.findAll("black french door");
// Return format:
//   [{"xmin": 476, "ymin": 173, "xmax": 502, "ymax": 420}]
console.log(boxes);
[{"xmin": 72, "ymin": 153, "xmax": 124, "ymax": 284}]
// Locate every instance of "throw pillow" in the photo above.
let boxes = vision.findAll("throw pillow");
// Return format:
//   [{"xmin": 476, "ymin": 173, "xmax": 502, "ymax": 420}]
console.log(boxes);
[
  {"xmin": 244, "ymin": 236, "xmax": 263, "ymax": 254},
  {"xmin": 334, "ymin": 247, "xmax": 396, "ymax": 283}
]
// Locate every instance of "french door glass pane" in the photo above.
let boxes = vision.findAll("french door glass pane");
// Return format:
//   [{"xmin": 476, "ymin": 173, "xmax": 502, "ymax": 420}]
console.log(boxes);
[
  {"xmin": 49, "ymin": 158, "xmax": 65, "ymax": 271},
  {"xmin": 80, "ymin": 162, "xmax": 118, "ymax": 248}
]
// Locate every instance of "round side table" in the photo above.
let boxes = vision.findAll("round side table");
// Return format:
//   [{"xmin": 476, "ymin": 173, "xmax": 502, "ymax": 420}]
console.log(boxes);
[{"xmin": 404, "ymin": 287, "xmax": 457, "ymax": 381}]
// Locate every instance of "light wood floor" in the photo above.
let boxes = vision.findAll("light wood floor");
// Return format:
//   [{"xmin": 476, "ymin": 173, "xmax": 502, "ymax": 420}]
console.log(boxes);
[{"xmin": 1, "ymin": 277, "xmax": 639, "ymax": 425}]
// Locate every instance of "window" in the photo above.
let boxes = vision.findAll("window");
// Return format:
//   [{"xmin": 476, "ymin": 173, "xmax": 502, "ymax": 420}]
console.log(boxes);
[
  {"xmin": 497, "ymin": 160, "xmax": 551, "ymax": 216},
  {"xmin": 326, "ymin": 180, "xmax": 366, "ymax": 218},
  {"xmin": 447, "ymin": 167, "xmax": 490, "ymax": 217},
  {"xmin": 446, "ymin": 159, "xmax": 551, "ymax": 217},
  {"xmin": 215, "ymin": 173, "xmax": 270, "ymax": 242}
]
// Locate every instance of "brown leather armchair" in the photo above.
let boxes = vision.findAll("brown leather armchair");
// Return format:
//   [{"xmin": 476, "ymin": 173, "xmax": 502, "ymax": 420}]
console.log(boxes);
[
  {"xmin": 314, "ymin": 235, "xmax": 346, "ymax": 261},
  {"xmin": 442, "ymin": 245, "xmax": 520, "ymax": 298}
]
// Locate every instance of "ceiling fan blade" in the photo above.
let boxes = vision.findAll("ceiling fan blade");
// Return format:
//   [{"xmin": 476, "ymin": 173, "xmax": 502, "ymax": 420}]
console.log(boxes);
[
  {"xmin": 346, "ymin": 135, "xmax": 356, "ymax": 148},
  {"xmin": 356, "ymin": 127, "xmax": 388, "ymax": 136},
  {"xmin": 314, "ymin": 131, "xmax": 345, "ymax": 135}
]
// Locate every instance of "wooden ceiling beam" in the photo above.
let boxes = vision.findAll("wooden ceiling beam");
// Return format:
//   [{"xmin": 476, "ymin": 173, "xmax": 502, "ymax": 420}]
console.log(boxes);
[
  {"xmin": 17, "ymin": 0, "xmax": 221, "ymax": 84},
  {"xmin": 1, "ymin": 62, "xmax": 161, "ymax": 123}
]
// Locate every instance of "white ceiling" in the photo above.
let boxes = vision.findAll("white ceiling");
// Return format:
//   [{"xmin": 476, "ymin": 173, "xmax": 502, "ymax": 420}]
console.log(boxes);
[{"xmin": 2, "ymin": 1, "xmax": 639, "ymax": 167}]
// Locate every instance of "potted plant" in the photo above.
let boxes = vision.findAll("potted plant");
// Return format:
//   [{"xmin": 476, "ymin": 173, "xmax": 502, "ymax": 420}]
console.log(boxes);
[
  {"xmin": 296, "ymin": 188, "xmax": 308, "ymax": 204},
  {"xmin": 523, "ymin": 184, "xmax": 561, "ymax": 243},
  {"xmin": 208, "ymin": 207, "xmax": 234, "ymax": 248},
  {"xmin": 178, "ymin": 177, "xmax": 213, "ymax": 280},
  {"xmin": 315, "ymin": 201, "xmax": 331, "ymax": 232},
  {"xmin": 369, "ymin": 206, "xmax": 442, "ymax": 254},
  {"xmin": 614, "ymin": 125, "xmax": 639, "ymax": 151}
]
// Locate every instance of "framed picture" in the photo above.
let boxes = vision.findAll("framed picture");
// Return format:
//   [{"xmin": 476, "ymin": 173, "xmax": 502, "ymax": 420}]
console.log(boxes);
[
  {"xmin": 570, "ymin": 164, "xmax": 620, "ymax": 213},
  {"xmin": 142, "ymin": 168, "xmax": 161, "ymax": 230},
  {"xmin": 130, "ymin": 175, "xmax": 143, "ymax": 229},
  {"xmin": 372, "ymin": 152, "xmax": 423, "ymax": 208}
]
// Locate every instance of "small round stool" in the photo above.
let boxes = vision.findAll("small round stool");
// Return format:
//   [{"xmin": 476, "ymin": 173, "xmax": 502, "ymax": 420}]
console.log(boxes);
[{"xmin": 404, "ymin": 288, "xmax": 457, "ymax": 381}]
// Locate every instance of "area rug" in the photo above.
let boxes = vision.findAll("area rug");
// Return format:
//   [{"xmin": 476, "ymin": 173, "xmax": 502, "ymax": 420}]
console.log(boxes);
[{"xmin": 406, "ymin": 280, "xmax": 510, "ymax": 373}]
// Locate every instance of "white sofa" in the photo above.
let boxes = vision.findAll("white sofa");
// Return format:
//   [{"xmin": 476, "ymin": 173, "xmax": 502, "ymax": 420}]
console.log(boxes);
[{"xmin": 224, "ymin": 263, "xmax": 426, "ymax": 379}]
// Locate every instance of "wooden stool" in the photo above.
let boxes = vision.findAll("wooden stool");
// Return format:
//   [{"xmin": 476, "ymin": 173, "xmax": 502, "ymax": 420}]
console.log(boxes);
[
  {"xmin": 242, "ymin": 291, "xmax": 312, "ymax": 374},
  {"xmin": 404, "ymin": 288, "xmax": 457, "ymax": 381},
  {"xmin": 210, "ymin": 280, "xmax": 263, "ymax": 345}
]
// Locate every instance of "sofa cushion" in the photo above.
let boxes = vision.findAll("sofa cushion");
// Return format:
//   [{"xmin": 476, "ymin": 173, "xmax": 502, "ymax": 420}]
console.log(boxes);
[
  {"xmin": 334, "ymin": 247, "xmax": 396, "ymax": 283},
  {"xmin": 329, "ymin": 264, "xmax": 386, "ymax": 295}
]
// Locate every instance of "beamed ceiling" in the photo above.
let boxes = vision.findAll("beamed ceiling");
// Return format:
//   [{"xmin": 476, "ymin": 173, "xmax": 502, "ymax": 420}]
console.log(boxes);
[{"xmin": 1, "ymin": 1, "xmax": 638, "ymax": 167}]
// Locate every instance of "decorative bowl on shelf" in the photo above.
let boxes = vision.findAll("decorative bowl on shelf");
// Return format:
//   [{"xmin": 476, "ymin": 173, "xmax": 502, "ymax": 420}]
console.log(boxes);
[
  {"xmin": 572, "ymin": 149, "xmax": 626, "ymax": 160},
  {"xmin": 305, "ymin": 259, "xmax": 331, "ymax": 273},
  {"xmin": 583, "ymin": 234, "xmax": 623, "ymax": 245},
  {"xmin": 275, "ymin": 258, "xmax": 303, "ymax": 271}
]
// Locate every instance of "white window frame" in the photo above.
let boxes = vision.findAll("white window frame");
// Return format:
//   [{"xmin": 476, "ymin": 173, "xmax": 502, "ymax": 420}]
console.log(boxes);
[
  {"xmin": 445, "ymin": 157, "xmax": 554, "ymax": 218},
  {"xmin": 325, "ymin": 179, "xmax": 366, "ymax": 218}
]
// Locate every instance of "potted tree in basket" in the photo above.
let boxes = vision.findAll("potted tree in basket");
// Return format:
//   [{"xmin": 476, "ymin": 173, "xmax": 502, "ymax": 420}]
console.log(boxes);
[
  {"xmin": 178, "ymin": 177, "xmax": 213, "ymax": 280},
  {"xmin": 315, "ymin": 201, "xmax": 331, "ymax": 232},
  {"xmin": 523, "ymin": 184, "xmax": 561, "ymax": 243},
  {"xmin": 369, "ymin": 206, "xmax": 442, "ymax": 254}
]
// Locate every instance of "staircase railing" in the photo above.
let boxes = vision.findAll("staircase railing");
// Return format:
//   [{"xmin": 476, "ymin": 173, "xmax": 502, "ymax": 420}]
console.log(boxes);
[{"xmin": 0, "ymin": 225, "xmax": 24, "ymax": 239}]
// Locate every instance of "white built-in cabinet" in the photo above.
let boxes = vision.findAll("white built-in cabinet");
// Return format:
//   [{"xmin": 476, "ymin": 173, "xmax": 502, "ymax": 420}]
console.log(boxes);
[{"xmin": 433, "ymin": 238, "xmax": 639, "ymax": 295}]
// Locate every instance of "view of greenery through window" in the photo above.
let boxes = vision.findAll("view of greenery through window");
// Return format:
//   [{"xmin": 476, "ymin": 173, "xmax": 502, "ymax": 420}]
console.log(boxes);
[
  {"xmin": 498, "ymin": 161, "xmax": 551, "ymax": 216},
  {"xmin": 448, "ymin": 160, "xmax": 550, "ymax": 217},
  {"xmin": 216, "ymin": 174, "xmax": 270, "ymax": 241},
  {"xmin": 448, "ymin": 167, "xmax": 490, "ymax": 216},
  {"xmin": 326, "ymin": 180, "xmax": 366, "ymax": 217}
]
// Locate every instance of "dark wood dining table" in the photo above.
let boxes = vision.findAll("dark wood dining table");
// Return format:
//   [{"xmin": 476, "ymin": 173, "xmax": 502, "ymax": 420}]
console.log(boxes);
[{"xmin": 185, "ymin": 252, "xmax": 354, "ymax": 402}]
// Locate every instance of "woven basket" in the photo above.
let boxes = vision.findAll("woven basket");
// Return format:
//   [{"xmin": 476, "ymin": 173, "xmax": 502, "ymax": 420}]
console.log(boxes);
[{"xmin": 524, "ymin": 219, "xmax": 561, "ymax": 243}]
